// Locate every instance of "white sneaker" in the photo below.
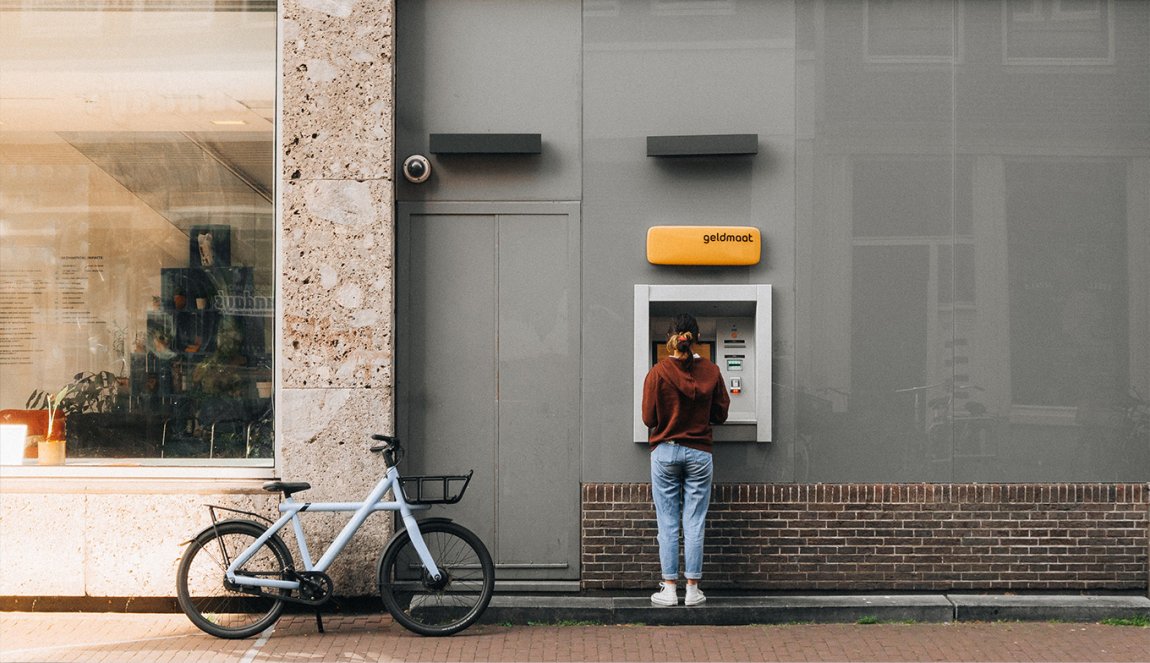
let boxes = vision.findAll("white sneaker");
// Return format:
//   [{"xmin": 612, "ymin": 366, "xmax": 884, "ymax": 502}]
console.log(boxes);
[
  {"xmin": 684, "ymin": 584, "xmax": 706, "ymax": 606},
  {"xmin": 650, "ymin": 582, "xmax": 678, "ymax": 606}
]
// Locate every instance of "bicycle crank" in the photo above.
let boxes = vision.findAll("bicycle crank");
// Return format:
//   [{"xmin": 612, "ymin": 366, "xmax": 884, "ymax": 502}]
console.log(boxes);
[{"xmin": 294, "ymin": 571, "xmax": 334, "ymax": 606}]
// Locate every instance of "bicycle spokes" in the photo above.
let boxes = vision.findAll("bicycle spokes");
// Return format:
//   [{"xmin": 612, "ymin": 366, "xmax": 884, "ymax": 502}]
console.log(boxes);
[{"xmin": 378, "ymin": 521, "xmax": 495, "ymax": 636}]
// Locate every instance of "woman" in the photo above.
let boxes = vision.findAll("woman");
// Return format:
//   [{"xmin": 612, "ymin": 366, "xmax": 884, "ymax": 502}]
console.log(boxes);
[{"xmin": 641, "ymin": 314, "xmax": 730, "ymax": 606}]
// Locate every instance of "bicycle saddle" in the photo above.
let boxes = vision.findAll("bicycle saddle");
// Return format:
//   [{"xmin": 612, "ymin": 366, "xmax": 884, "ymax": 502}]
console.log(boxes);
[{"xmin": 262, "ymin": 481, "xmax": 311, "ymax": 497}]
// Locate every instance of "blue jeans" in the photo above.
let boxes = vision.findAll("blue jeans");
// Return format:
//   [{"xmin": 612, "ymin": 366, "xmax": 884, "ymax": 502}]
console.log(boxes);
[{"xmin": 650, "ymin": 442, "xmax": 713, "ymax": 581}]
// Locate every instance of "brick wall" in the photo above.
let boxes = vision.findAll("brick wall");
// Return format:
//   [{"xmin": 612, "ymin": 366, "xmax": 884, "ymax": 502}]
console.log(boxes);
[{"xmin": 581, "ymin": 483, "xmax": 1149, "ymax": 591}]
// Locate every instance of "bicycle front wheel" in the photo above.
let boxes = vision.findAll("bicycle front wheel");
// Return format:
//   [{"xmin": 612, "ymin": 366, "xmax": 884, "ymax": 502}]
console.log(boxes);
[
  {"xmin": 378, "ymin": 520, "xmax": 495, "ymax": 636},
  {"xmin": 176, "ymin": 520, "xmax": 292, "ymax": 639}
]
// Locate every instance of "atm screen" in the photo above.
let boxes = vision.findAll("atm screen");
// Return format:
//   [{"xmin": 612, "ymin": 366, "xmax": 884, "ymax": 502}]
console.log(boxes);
[{"xmin": 652, "ymin": 341, "xmax": 715, "ymax": 366}]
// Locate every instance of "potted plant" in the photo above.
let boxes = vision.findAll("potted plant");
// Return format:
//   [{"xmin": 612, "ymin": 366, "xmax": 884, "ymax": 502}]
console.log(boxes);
[
  {"xmin": 25, "ymin": 385, "xmax": 72, "ymax": 464},
  {"xmin": 27, "ymin": 371, "xmax": 122, "ymax": 463}
]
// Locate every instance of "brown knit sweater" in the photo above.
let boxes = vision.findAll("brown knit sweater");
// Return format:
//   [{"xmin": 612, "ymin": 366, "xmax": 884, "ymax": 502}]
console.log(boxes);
[{"xmin": 641, "ymin": 355, "xmax": 730, "ymax": 453}]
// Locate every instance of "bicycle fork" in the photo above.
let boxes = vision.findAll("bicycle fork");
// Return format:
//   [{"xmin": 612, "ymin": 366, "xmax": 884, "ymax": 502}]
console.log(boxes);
[{"xmin": 397, "ymin": 510, "xmax": 443, "ymax": 583}]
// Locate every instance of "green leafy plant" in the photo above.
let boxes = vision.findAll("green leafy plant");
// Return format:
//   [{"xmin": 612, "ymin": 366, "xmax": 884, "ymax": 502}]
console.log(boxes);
[
  {"xmin": 26, "ymin": 371, "xmax": 122, "ymax": 438},
  {"xmin": 24, "ymin": 384, "xmax": 72, "ymax": 440},
  {"xmin": 191, "ymin": 318, "xmax": 248, "ymax": 396}
]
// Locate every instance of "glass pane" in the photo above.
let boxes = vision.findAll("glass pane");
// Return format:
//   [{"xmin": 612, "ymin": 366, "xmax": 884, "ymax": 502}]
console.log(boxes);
[
  {"xmin": 1004, "ymin": 0, "xmax": 1112, "ymax": 62},
  {"xmin": 866, "ymin": 0, "xmax": 954, "ymax": 60},
  {"xmin": 956, "ymin": 0, "xmax": 1148, "ymax": 482},
  {"xmin": 797, "ymin": 1, "xmax": 955, "ymax": 482},
  {"xmin": 0, "ymin": 4, "xmax": 275, "ymax": 465},
  {"xmin": 1006, "ymin": 161, "xmax": 1127, "ymax": 408},
  {"xmin": 853, "ymin": 158, "xmax": 954, "ymax": 237},
  {"xmin": 797, "ymin": 0, "xmax": 1148, "ymax": 483}
]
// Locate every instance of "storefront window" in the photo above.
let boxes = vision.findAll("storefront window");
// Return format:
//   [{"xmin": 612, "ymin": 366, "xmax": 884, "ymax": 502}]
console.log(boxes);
[{"xmin": 0, "ymin": 1, "xmax": 276, "ymax": 465}]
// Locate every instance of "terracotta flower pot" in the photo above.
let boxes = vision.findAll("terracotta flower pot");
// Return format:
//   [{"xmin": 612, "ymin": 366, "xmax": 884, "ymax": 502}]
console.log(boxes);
[{"xmin": 37, "ymin": 438, "xmax": 65, "ymax": 465}]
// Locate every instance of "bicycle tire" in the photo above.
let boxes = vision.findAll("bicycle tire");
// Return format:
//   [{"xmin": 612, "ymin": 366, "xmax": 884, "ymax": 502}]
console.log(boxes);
[
  {"xmin": 378, "ymin": 520, "xmax": 495, "ymax": 636},
  {"xmin": 176, "ymin": 520, "xmax": 293, "ymax": 639}
]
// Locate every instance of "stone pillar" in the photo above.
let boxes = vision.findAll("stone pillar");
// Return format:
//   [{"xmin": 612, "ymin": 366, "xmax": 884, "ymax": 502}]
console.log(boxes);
[{"xmin": 280, "ymin": 0, "xmax": 396, "ymax": 594}]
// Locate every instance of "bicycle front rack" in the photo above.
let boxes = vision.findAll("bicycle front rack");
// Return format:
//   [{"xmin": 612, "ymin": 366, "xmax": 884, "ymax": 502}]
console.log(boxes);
[{"xmin": 398, "ymin": 470, "xmax": 474, "ymax": 505}]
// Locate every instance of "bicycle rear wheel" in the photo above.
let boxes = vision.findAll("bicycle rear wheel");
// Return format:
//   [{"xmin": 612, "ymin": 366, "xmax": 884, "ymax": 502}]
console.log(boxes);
[
  {"xmin": 378, "ymin": 520, "xmax": 495, "ymax": 636},
  {"xmin": 177, "ymin": 520, "xmax": 292, "ymax": 639}
]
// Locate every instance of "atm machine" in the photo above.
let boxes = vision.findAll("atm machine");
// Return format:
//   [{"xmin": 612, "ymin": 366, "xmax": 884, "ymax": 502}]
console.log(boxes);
[{"xmin": 634, "ymin": 284, "xmax": 772, "ymax": 443}]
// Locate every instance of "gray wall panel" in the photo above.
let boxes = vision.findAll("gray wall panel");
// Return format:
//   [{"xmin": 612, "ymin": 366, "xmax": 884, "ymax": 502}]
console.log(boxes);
[
  {"xmin": 397, "ymin": 211, "xmax": 498, "ymax": 544},
  {"xmin": 581, "ymin": 1, "xmax": 797, "ymax": 484},
  {"xmin": 497, "ymin": 212, "xmax": 581, "ymax": 573},
  {"xmin": 395, "ymin": 0, "xmax": 581, "ymax": 202},
  {"xmin": 397, "ymin": 203, "xmax": 581, "ymax": 579}
]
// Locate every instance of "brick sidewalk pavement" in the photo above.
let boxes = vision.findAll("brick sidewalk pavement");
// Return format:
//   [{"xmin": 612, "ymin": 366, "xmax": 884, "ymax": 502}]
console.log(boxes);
[{"xmin": 1, "ymin": 612, "xmax": 1147, "ymax": 662}]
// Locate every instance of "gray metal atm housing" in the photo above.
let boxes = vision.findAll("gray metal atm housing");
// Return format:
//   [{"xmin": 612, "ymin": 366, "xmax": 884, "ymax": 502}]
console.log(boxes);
[{"xmin": 634, "ymin": 284, "xmax": 772, "ymax": 443}]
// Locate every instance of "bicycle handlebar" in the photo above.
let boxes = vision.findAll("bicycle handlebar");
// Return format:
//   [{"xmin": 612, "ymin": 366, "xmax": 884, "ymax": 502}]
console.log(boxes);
[{"xmin": 369, "ymin": 434, "xmax": 403, "ymax": 466}]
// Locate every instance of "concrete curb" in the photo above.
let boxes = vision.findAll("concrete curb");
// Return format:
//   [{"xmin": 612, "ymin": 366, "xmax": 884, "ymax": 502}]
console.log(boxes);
[
  {"xmin": 949, "ymin": 594, "xmax": 1150, "ymax": 623},
  {"xmin": 482, "ymin": 594, "xmax": 1150, "ymax": 626}
]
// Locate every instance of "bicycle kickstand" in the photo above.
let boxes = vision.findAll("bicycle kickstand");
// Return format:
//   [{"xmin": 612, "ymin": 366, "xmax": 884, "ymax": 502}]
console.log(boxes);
[{"xmin": 314, "ymin": 610, "xmax": 325, "ymax": 634}]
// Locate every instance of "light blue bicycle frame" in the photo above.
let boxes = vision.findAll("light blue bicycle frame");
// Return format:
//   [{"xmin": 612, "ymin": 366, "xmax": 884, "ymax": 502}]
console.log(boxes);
[{"xmin": 225, "ymin": 465, "xmax": 439, "ymax": 591}]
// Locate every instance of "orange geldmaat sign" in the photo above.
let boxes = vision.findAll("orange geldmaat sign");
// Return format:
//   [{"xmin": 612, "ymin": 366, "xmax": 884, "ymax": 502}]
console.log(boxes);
[{"xmin": 646, "ymin": 226, "xmax": 762, "ymax": 266}]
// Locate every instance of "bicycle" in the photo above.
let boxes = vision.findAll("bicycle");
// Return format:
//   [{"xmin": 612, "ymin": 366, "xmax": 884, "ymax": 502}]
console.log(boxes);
[{"xmin": 176, "ymin": 434, "xmax": 495, "ymax": 638}]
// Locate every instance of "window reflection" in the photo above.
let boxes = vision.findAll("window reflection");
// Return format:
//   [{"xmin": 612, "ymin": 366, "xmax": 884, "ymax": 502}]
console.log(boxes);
[
  {"xmin": 0, "ymin": 3, "xmax": 275, "ymax": 465},
  {"xmin": 1004, "ymin": 0, "xmax": 1113, "ymax": 63},
  {"xmin": 800, "ymin": 0, "xmax": 1147, "ymax": 482},
  {"xmin": 866, "ymin": 0, "xmax": 957, "ymax": 62},
  {"xmin": 1006, "ymin": 161, "xmax": 1128, "ymax": 408}
]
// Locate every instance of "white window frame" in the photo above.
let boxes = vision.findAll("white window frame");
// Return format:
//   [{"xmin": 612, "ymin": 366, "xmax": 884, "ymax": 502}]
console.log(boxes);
[
  {"xmin": 864, "ymin": 0, "xmax": 965, "ymax": 65},
  {"xmin": 1002, "ymin": 0, "xmax": 1115, "ymax": 66}
]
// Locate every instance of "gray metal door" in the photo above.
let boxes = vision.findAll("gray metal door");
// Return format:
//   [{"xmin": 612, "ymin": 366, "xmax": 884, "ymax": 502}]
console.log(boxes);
[{"xmin": 397, "ymin": 202, "xmax": 581, "ymax": 582}]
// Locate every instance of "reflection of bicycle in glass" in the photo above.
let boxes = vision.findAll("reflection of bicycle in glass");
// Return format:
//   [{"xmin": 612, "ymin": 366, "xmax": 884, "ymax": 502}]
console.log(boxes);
[
  {"xmin": 1115, "ymin": 387, "xmax": 1149, "ymax": 456},
  {"xmin": 1084, "ymin": 386, "xmax": 1150, "ymax": 474},
  {"xmin": 886, "ymin": 381, "xmax": 1000, "ymax": 476},
  {"xmin": 925, "ymin": 382, "xmax": 1001, "ymax": 472},
  {"xmin": 176, "ymin": 435, "xmax": 494, "ymax": 638}
]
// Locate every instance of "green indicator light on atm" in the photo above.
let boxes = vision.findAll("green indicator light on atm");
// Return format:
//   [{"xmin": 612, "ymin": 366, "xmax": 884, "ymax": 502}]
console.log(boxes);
[{"xmin": 727, "ymin": 359, "xmax": 743, "ymax": 371}]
